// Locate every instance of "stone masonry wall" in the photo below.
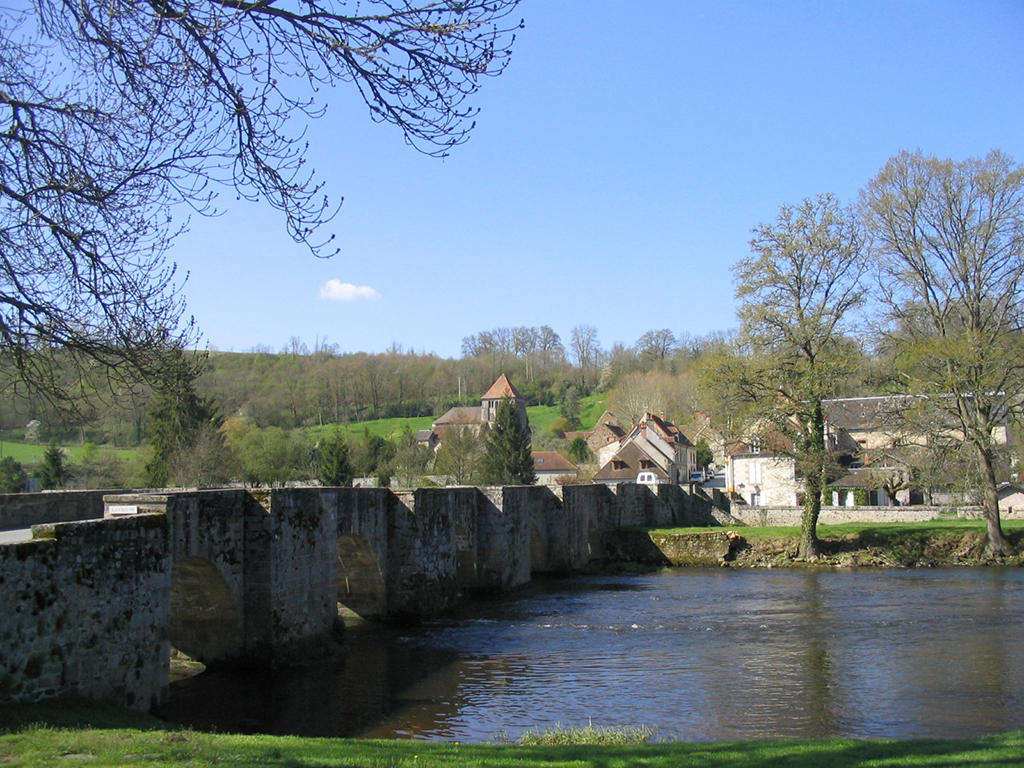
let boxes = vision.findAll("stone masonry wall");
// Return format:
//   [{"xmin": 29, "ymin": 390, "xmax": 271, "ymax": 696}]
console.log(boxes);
[
  {"xmin": 0, "ymin": 490, "xmax": 109, "ymax": 529},
  {"xmin": 387, "ymin": 491, "xmax": 458, "ymax": 617},
  {"xmin": 491, "ymin": 486, "xmax": 546, "ymax": 586},
  {"xmin": 525, "ymin": 485, "xmax": 587, "ymax": 574},
  {"xmin": 263, "ymin": 489, "xmax": 338, "ymax": 653},
  {"xmin": 729, "ymin": 505, "xmax": 978, "ymax": 526},
  {"xmin": 0, "ymin": 514, "xmax": 170, "ymax": 710}
]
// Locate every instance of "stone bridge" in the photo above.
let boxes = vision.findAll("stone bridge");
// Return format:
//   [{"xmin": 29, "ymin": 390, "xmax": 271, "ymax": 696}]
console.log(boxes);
[{"xmin": 0, "ymin": 483, "xmax": 725, "ymax": 711}]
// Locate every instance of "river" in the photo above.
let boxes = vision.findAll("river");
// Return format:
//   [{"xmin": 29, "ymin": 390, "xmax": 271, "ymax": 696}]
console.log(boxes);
[{"xmin": 156, "ymin": 567, "xmax": 1024, "ymax": 742}]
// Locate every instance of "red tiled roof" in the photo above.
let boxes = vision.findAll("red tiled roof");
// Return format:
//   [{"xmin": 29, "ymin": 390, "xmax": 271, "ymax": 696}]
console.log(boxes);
[{"xmin": 481, "ymin": 374, "xmax": 522, "ymax": 401}]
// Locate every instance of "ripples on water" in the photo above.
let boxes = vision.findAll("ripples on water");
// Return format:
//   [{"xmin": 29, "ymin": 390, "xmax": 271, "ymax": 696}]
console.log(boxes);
[{"xmin": 158, "ymin": 567, "xmax": 1024, "ymax": 742}]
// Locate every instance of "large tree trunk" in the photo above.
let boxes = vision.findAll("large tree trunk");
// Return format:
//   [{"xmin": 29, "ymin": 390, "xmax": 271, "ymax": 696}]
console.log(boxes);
[
  {"xmin": 799, "ymin": 471, "xmax": 823, "ymax": 560},
  {"xmin": 978, "ymin": 447, "xmax": 1009, "ymax": 557}
]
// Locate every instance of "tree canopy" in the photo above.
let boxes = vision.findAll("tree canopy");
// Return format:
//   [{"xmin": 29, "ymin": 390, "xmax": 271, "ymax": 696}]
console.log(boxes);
[
  {"xmin": 1, "ymin": 0, "xmax": 521, "ymax": 402},
  {"xmin": 862, "ymin": 149, "xmax": 1024, "ymax": 556},
  {"xmin": 732, "ymin": 193, "xmax": 866, "ymax": 559}
]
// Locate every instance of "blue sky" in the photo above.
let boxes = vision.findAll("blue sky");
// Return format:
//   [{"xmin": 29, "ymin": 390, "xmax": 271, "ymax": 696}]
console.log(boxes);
[{"xmin": 171, "ymin": 1, "xmax": 1024, "ymax": 359}]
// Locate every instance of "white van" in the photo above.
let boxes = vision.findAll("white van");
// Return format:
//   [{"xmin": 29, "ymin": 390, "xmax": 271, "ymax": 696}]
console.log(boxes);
[{"xmin": 636, "ymin": 471, "xmax": 659, "ymax": 485}]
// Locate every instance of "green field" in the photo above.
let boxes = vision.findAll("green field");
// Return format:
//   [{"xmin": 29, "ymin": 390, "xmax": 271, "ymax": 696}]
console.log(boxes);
[
  {"xmin": 0, "ymin": 441, "xmax": 137, "ymax": 465},
  {"xmin": 306, "ymin": 394, "xmax": 609, "ymax": 445}
]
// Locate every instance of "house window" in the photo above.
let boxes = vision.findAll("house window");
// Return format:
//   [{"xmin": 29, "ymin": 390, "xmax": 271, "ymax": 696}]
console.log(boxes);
[
  {"xmin": 750, "ymin": 462, "xmax": 762, "ymax": 484},
  {"xmin": 613, "ymin": 460, "xmax": 627, "ymax": 470},
  {"xmin": 640, "ymin": 459, "xmax": 653, "ymax": 469}
]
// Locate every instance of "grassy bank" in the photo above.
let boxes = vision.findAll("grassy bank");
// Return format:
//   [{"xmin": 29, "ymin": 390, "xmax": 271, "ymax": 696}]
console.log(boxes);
[
  {"xmin": 646, "ymin": 520, "xmax": 1024, "ymax": 567},
  {"xmin": 2, "ymin": 700, "xmax": 1023, "ymax": 767}
]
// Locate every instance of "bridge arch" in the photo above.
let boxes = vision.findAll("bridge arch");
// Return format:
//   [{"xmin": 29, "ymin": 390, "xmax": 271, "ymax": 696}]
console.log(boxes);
[
  {"xmin": 169, "ymin": 556, "xmax": 244, "ymax": 665},
  {"xmin": 337, "ymin": 534, "xmax": 387, "ymax": 619}
]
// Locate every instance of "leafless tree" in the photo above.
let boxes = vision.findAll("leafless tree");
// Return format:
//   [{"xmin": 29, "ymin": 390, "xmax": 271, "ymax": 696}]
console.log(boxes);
[
  {"xmin": 1, "ymin": 0, "xmax": 521, "ymax": 403},
  {"xmin": 862, "ymin": 149, "xmax": 1024, "ymax": 556},
  {"xmin": 733, "ymin": 193, "xmax": 866, "ymax": 559},
  {"xmin": 570, "ymin": 324, "xmax": 601, "ymax": 389}
]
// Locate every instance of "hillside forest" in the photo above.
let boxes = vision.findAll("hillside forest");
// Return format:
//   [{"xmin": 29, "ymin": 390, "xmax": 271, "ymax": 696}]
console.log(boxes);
[{"xmin": 0, "ymin": 322, "xmax": 927, "ymax": 493}]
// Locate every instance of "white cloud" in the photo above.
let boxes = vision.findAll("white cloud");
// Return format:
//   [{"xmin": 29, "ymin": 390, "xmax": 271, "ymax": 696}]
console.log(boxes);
[{"xmin": 319, "ymin": 280, "xmax": 381, "ymax": 301}]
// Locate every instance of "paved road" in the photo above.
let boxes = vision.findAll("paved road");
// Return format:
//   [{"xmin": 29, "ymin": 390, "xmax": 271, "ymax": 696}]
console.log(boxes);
[{"xmin": 0, "ymin": 527, "xmax": 34, "ymax": 544}]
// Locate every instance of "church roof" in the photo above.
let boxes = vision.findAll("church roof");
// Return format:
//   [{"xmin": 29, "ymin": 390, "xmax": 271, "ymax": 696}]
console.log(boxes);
[
  {"xmin": 433, "ymin": 406, "xmax": 482, "ymax": 426},
  {"xmin": 482, "ymin": 374, "xmax": 522, "ymax": 401}
]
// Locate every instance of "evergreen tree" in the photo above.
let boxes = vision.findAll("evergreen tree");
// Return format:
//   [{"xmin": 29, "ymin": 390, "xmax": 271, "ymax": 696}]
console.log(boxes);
[
  {"xmin": 481, "ymin": 397, "xmax": 535, "ymax": 485},
  {"xmin": 144, "ymin": 353, "xmax": 218, "ymax": 487},
  {"xmin": 0, "ymin": 456, "xmax": 28, "ymax": 493},
  {"xmin": 37, "ymin": 441, "xmax": 68, "ymax": 490},
  {"xmin": 317, "ymin": 429, "xmax": 355, "ymax": 487}
]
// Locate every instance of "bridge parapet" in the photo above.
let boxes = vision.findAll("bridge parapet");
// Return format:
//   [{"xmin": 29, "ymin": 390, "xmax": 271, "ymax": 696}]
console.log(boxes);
[{"xmin": 0, "ymin": 513, "xmax": 170, "ymax": 710}]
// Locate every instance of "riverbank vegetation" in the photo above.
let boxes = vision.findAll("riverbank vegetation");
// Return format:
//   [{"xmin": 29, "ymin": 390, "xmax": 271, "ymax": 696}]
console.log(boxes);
[
  {"xmin": 647, "ymin": 520, "xmax": 1024, "ymax": 568},
  {"xmin": 2, "ymin": 700, "xmax": 1023, "ymax": 767}
]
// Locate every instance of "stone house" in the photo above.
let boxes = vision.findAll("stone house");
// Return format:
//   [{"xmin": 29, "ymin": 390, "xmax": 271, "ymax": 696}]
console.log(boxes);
[
  {"xmin": 998, "ymin": 482, "xmax": 1024, "ymax": 516},
  {"xmin": 725, "ymin": 426, "xmax": 862, "ymax": 507},
  {"xmin": 564, "ymin": 410, "xmax": 625, "ymax": 467},
  {"xmin": 592, "ymin": 411, "xmax": 696, "ymax": 485}
]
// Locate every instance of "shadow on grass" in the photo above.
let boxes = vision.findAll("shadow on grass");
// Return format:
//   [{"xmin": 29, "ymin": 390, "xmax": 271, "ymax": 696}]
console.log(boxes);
[{"xmin": 0, "ymin": 696, "xmax": 169, "ymax": 733}]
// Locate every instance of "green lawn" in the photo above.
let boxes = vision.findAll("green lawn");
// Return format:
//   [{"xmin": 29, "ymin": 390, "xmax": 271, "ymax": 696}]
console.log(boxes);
[
  {"xmin": 2, "ymin": 721, "xmax": 1023, "ymax": 768},
  {"xmin": 528, "ymin": 394, "xmax": 608, "ymax": 437}
]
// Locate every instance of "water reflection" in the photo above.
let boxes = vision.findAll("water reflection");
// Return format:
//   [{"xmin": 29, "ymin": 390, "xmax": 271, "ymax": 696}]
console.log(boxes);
[{"xmin": 158, "ymin": 568, "xmax": 1024, "ymax": 741}]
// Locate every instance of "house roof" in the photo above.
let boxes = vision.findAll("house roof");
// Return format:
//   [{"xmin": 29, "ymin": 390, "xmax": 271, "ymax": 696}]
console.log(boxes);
[
  {"xmin": 635, "ymin": 411, "xmax": 694, "ymax": 447},
  {"xmin": 997, "ymin": 482, "xmax": 1024, "ymax": 498},
  {"xmin": 433, "ymin": 406, "xmax": 482, "ymax": 427},
  {"xmin": 823, "ymin": 395, "xmax": 913, "ymax": 432},
  {"xmin": 727, "ymin": 429, "xmax": 795, "ymax": 457},
  {"xmin": 481, "ymin": 374, "xmax": 522, "ymax": 401},
  {"xmin": 531, "ymin": 452, "xmax": 578, "ymax": 474},
  {"xmin": 593, "ymin": 441, "xmax": 670, "ymax": 481}
]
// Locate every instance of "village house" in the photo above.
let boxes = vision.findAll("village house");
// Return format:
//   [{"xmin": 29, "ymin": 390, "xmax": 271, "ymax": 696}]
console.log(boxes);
[
  {"xmin": 725, "ymin": 424, "xmax": 862, "ymax": 507},
  {"xmin": 726, "ymin": 393, "xmax": 1018, "ymax": 507},
  {"xmin": 592, "ymin": 411, "xmax": 696, "ymax": 485},
  {"xmin": 531, "ymin": 451, "xmax": 579, "ymax": 486},
  {"xmin": 564, "ymin": 410, "xmax": 625, "ymax": 467}
]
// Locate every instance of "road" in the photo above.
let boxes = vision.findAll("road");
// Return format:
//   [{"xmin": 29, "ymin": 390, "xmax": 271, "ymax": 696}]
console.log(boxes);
[{"xmin": 0, "ymin": 527, "xmax": 34, "ymax": 544}]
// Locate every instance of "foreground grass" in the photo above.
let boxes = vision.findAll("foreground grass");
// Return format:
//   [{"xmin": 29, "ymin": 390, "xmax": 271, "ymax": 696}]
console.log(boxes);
[
  {"xmin": 3, "ymin": 722, "xmax": 1024, "ymax": 767},
  {"xmin": 3, "ymin": 701, "xmax": 1024, "ymax": 767}
]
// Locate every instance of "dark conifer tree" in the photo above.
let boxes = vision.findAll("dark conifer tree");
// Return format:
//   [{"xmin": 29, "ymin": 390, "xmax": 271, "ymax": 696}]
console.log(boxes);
[
  {"xmin": 317, "ymin": 429, "xmax": 355, "ymax": 487},
  {"xmin": 481, "ymin": 397, "xmax": 535, "ymax": 485},
  {"xmin": 37, "ymin": 441, "xmax": 68, "ymax": 490},
  {"xmin": 144, "ymin": 353, "xmax": 218, "ymax": 487}
]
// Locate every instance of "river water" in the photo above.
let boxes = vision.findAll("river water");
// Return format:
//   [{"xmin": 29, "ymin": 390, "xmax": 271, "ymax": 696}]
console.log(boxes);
[{"xmin": 157, "ymin": 567, "xmax": 1024, "ymax": 742}]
